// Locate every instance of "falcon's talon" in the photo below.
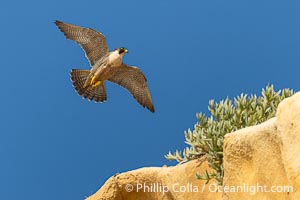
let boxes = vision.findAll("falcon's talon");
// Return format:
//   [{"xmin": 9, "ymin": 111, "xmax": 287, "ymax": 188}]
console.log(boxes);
[
  {"xmin": 91, "ymin": 76, "xmax": 101, "ymax": 87},
  {"xmin": 90, "ymin": 76, "xmax": 96, "ymax": 85},
  {"xmin": 93, "ymin": 81, "xmax": 101, "ymax": 87}
]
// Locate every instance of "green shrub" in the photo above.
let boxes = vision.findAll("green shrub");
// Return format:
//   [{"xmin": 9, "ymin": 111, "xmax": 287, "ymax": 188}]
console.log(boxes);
[{"xmin": 165, "ymin": 85, "xmax": 294, "ymax": 184}]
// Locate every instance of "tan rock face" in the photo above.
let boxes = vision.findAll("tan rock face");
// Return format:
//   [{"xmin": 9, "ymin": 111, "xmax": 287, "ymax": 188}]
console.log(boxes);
[
  {"xmin": 223, "ymin": 118, "xmax": 290, "ymax": 200},
  {"xmin": 276, "ymin": 92, "xmax": 300, "ymax": 199},
  {"xmin": 86, "ymin": 92, "xmax": 300, "ymax": 200},
  {"xmin": 86, "ymin": 160, "xmax": 222, "ymax": 200}
]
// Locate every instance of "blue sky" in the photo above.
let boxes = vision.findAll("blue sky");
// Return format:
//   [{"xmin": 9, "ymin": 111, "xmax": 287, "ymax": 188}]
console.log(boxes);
[{"xmin": 1, "ymin": 0, "xmax": 299, "ymax": 199}]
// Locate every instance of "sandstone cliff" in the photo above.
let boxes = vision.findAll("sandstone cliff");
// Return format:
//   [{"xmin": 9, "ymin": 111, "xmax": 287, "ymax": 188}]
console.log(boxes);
[{"xmin": 87, "ymin": 92, "xmax": 300, "ymax": 200}]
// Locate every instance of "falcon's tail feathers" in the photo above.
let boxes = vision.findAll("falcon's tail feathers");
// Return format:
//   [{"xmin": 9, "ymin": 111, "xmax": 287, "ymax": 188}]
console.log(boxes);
[{"xmin": 70, "ymin": 69, "xmax": 107, "ymax": 102}]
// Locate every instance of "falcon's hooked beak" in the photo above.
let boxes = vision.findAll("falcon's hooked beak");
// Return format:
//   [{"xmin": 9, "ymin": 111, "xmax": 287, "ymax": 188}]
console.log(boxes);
[{"xmin": 124, "ymin": 48, "xmax": 128, "ymax": 53}]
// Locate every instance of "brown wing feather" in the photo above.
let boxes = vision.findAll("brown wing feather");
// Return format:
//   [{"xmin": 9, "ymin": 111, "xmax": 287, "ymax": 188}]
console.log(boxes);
[
  {"xmin": 55, "ymin": 20, "xmax": 109, "ymax": 66},
  {"xmin": 108, "ymin": 64, "xmax": 155, "ymax": 112}
]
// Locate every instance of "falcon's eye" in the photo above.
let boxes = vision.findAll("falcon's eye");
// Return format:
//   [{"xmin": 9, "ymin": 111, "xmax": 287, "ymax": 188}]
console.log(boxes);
[{"xmin": 118, "ymin": 47, "xmax": 127, "ymax": 54}]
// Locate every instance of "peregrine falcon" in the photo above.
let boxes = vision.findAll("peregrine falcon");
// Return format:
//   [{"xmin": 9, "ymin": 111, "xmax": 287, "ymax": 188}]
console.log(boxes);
[{"xmin": 55, "ymin": 20, "xmax": 154, "ymax": 112}]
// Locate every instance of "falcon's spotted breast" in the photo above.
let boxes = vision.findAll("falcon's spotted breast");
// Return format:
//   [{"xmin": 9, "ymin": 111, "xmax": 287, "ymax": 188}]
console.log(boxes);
[{"xmin": 55, "ymin": 20, "xmax": 155, "ymax": 112}]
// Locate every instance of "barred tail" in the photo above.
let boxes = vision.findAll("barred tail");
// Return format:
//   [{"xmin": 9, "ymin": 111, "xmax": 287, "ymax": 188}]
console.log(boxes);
[{"xmin": 70, "ymin": 69, "xmax": 107, "ymax": 102}]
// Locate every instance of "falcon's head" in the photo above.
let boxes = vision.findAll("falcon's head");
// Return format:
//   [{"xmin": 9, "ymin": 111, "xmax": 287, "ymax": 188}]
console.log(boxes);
[{"xmin": 118, "ymin": 47, "xmax": 128, "ymax": 55}]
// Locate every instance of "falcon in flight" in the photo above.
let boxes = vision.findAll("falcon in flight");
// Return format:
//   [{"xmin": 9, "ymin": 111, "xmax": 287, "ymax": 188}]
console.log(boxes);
[{"xmin": 55, "ymin": 20, "xmax": 155, "ymax": 112}]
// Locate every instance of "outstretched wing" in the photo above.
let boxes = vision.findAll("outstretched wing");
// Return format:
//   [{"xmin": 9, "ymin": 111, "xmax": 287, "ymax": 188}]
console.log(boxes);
[
  {"xmin": 109, "ymin": 64, "xmax": 155, "ymax": 112},
  {"xmin": 55, "ymin": 20, "xmax": 109, "ymax": 66}
]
